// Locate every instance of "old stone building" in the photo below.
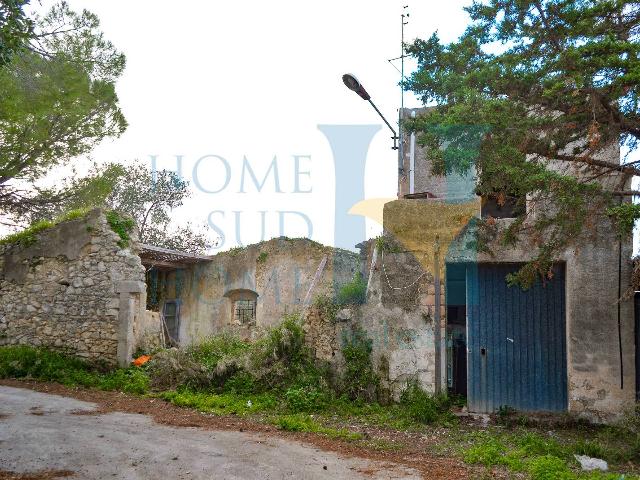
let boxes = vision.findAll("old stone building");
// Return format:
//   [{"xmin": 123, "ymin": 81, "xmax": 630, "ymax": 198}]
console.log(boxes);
[
  {"xmin": 141, "ymin": 238, "xmax": 359, "ymax": 345},
  {"xmin": 0, "ymin": 209, "xmax": 154, "ymax": 366},
  {"xmin": 0, "ymin": 106, "xmax": 635, "ymax": 422}
]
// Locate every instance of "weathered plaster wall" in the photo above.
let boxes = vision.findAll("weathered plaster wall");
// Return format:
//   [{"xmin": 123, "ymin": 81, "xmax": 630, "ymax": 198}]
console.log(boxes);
[
  {"xmin": 393, "ymin": 107, "xmax": 635, "ymax": 420},
  {"xmin": 157, "ymin": 238, "xmax": 359, "ymax": 344},
  {"xmin": 301, "ymin": 246, "xmax": 440, "ymax": 400},
  {"xmin": 0, "ymin": 209, "xmax": 151, "ymax": 366}
]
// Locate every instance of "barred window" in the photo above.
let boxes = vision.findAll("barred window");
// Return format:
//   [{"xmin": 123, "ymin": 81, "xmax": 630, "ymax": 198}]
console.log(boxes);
[{"xmin": 234, "ymin": 299, "xmax": 256, "ymax": 324}]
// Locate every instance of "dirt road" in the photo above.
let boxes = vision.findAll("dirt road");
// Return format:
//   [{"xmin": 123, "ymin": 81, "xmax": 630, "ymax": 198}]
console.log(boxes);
[{"xmin": 0, "ymin": 385, "xmax": 421, "ymax": 480}]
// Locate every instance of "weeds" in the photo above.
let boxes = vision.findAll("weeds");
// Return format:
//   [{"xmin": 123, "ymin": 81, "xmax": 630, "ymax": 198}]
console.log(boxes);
[
  {"xmin": 336, "ymin": 272, "xmax": 367, "ymax": 305},
  {"xmin": 0, "ymin": 208, "xmax": 93, "ymax": 248},
  {"xmin": 400, "ymin": 383, "xmax": 455, "ymax": 425},
  {"xmin": 461, "ymin": 428, "xmax": 639, "ymax": 479},
  {"xmin": 272, "ymin": 413, "xmax": 363, "ymax": 441},
  {"xmin": 105, "ymin": 210, "xmax": 135, "ymax": 248},
  {"xmin": 160, "ymin": 390, "xmax": 277, "ymax": 415},
  {"xmin": 340, "ymin": 327, "xmax": 378, "ymax": 401},
  {"xmin": 0, "ymin": 345, "xmax": 149, "ymax": 394}
]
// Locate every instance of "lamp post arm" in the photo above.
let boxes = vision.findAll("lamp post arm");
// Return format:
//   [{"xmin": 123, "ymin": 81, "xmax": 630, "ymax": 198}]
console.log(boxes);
[{"xmin": 367, "ymin": 99, "xmax": 397, "ymax": 137}]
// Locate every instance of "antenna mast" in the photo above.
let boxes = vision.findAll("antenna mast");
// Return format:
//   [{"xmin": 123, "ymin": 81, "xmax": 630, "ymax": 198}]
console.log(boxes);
[{"xmin": 399, "ymin": 6, "xmax": 409, "ymax": 175}]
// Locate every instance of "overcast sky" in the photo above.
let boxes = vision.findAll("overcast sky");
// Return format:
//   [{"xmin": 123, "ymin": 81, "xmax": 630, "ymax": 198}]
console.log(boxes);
[{"xmin": 28, "ymin": 0, "xmax": 475, "ymax": 252}]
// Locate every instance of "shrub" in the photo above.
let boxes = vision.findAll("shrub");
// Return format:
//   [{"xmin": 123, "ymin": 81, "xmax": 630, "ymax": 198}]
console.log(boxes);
[
  {"xmin": 243, "ymin": 314, "xmax": 316, "ymax": 390},
  {"xmin": 186, "ymin": 334, "xmax": 249, "ymax": 372},
  {"xmin": 285, "ymin": 385, "xmax": 329, "ymax": 413},
  {"xmin": 99, "ymin": 368, "xmax": 150, "ymax": 394},
  {"xmin": 0, "ymin": 345, "xmax": 97, "ymax": 386},
  {"xmin": 341, "ymin": 327, "xmax": 378, "ymax": 401},
  {"xmin": 146, "ymin": 348, "xmax": 212, "ymax": 390},
  {"xmin": 223, "ymin": 372, "xmax": 256, "ymax": 394},
  {"xmin": 337, "ymin": 272, "xmax": 367, "ymax": 305},
  {"xmin": 399, "ymin": 383, "xmax": 454, "ymax": 424}
]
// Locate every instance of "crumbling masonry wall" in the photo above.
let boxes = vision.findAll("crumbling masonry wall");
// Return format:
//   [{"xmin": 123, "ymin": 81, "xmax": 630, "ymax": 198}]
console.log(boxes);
[
  {"xmin": 0, "ymin": 209, "xmax": 151, "ymax": 366},
  {"xmin": 156, "ymin": 238, "xmax": 359, "ymax": 345}
]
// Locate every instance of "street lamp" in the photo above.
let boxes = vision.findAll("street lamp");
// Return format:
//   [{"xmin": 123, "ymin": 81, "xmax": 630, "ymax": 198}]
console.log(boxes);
[{"xmin": 342, "ymin": 73, "xmax": 399, "ymax": 150}]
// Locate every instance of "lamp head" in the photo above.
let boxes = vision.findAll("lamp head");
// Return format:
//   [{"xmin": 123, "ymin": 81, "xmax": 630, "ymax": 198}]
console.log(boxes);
[{"xmin": 342, "ymin": 73, "xmax": 371, "ymax": 101}]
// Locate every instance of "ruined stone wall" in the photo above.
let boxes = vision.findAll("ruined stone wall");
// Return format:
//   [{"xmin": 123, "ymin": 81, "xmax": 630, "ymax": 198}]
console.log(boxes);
[
  {"xmin": 158, "ymin": 238, "xmax": 359, "ymax": 345},
  {"xmin": 0, "ymin": 209, "xmax": 150, "ymax": 366},
  {"xmin": 302, "ymin": 237, "xmax": 446, "ymax": 400}
]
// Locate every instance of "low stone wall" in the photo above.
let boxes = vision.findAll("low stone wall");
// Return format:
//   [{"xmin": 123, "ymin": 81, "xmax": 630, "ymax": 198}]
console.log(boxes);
[{"xmin": 0, "ymin": 209, "xmax": 152, "ymax": 366}]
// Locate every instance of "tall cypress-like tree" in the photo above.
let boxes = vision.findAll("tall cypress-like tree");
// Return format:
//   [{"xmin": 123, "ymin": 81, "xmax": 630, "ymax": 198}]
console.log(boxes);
[{"xmin": 405, "ymin": 0, "xmax": 640, "ymax": 287}]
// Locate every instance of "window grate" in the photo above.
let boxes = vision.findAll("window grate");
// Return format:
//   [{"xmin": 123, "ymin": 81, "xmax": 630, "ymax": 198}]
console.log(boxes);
[{"xmin": 234, "ymin": 299, "xmax": 256, "ymax": 324}]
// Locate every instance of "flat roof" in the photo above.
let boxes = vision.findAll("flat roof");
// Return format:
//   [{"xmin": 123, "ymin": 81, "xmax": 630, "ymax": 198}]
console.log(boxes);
[{"xmin": 139, "ymin": 243, "xmax": 212, "ymax": 270}]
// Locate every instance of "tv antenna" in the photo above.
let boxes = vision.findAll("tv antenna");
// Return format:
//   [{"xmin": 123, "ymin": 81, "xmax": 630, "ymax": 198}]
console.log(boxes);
[{"xmin": 387, "ymin": 6, "xmax": 410, "ymax": 174}]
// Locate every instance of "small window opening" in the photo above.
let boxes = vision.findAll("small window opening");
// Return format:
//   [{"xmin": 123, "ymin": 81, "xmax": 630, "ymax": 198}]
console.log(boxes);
[{"xmin": 234, "ymin": 299, "xmax": 256, "ymax": 324}]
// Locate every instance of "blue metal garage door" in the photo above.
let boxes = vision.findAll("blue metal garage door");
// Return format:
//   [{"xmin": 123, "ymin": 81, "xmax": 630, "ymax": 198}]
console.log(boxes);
[{"xmin": 466, "ymin": 263, "xmax": 567, "ymax": 413}]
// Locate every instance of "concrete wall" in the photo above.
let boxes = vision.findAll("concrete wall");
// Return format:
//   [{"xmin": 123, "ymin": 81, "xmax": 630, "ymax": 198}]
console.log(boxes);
[
  {"xmin": 0, "ymin": 209, "xmax": 153, "ymax": 366},
  {"xmin": 155, "ymin": 238, "xmax": 359, "ymax": 344}
]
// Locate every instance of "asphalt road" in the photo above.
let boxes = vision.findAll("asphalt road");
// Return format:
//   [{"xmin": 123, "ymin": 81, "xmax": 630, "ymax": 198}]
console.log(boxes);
[{"xmin": 0, "ymin": 386, "xmax": 420, "ymax": 480}]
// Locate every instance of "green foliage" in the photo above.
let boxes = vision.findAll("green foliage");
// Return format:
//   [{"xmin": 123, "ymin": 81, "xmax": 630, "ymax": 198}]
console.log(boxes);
[
  {"xmin": 337, "ymin": 272, "xmax": 367, "ymax": 305},
  {"xmin": 0, "ymin": 219, "xmax": 54, "ymax": 248},
  {"xmin": 186, "ymin": 333, "xmax": 250, "ymax": 371},
  {"xmin": 607, "ymin": 203, "xmax": 640, "ymax": 236},
  {"xmin": 103, "ymin": 164, "xmax": 210, "ymax": 253},
  {"xmin": 461, "ymin": 428, "xmax": 640, "ymax": 479},
  {"xmin": 160, "ymin": 390, "xmax": 278, "ymax": 416},
  {"xmin": 256, "ymin": 251, "xmax": 268, "ymax": 263},
  {"xmin": 147, "ymin": 314, "xmax": 322, "ymax": 394},
  {"xmin": 272, "ymin": 413, "xmax": 363, "ymax": 441},
  {"xmin": 105, "ymin": 210, "xmax": 135, "ymax": 248},
  {"xmin": 399, "ymin": 383, "xmax": 455, "ymax": 425},
  {"xmin": 0, "ymin": 1, "xmax": 34, "ymax": 66},
  {"xmin": 284, "ymin": 385, "xmax": 329, "ymax": 413},
  {"xmin": 0, "ymin": 345, "xmax": 149, "ymax": 394},
  {"xmin": 0, "ymin": 207, "xmax": 91, "ymax": 248},
  {"xmin": 99, "ymin": 368, "xmax": 150, "ymax": 395},
  {"xmin": 341, "ymin": 327, "xmax": 378, "ymax": 401},
  {"xmin": 0, "ymin": 3, "xmax": 127, "ymax": 220},
  {"xmin": 527, "ymin": 455, "xmax": 575, "ymax": 480},
  {"xmin": 404, "ymin": 0, "xmax": 640, "ymax": 288}
]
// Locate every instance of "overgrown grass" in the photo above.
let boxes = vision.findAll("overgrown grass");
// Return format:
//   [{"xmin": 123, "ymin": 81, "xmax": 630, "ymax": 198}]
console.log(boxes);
[
  {"xmin": 461, "ymin": 428, "xmax": 640, "ymax": 479},
  {"xmin": 0, "ymin": 345, "xmax": 149, "ymax": 394},
  {"xmin": 159, "ymin": 390, "xmax": 278, "ymax": 415},
  {"xmin": 271, "ymin": 413, "xmax": 363, "ymax": 441},
  {"xmin": 4, "ymin": 328, "xmax": 639, "ymax": 480},
  {"xmin": 336, "ymin": 272, "xmax": 367, "ymax": 305},
  {"xmin": 0, "ymin": 208, "xmax": 92, "ymax": 248}
]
